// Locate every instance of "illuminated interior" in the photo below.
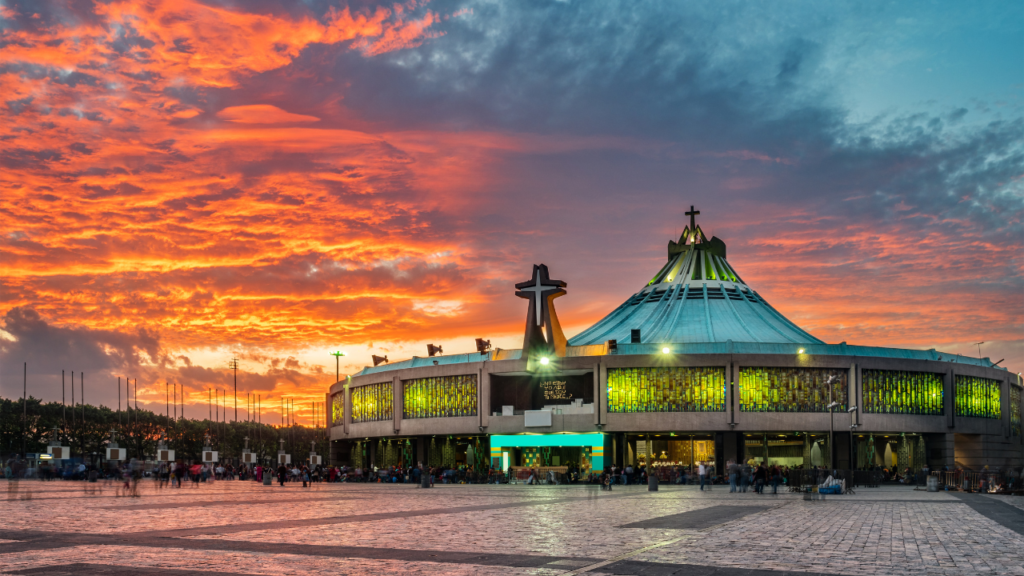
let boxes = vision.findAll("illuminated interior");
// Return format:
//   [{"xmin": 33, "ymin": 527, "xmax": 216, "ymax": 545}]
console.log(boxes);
[
  {"xmin": 351, "ymin": 382, "xmax": 394, "ymax": 423},
  {"xmin": 607, "ymin": 367, "xmax": 725, "ymax": 413},
  {"xmin": 863, "ymin": 370, "xmax": 943, "ymax": 415},
  {"xmin": 403, "ymin": 375, "xmax": 477, "ymax": 419},
  {"xmin": 739, "ymin": 367, "xmax": 847, "ymax": 412}
]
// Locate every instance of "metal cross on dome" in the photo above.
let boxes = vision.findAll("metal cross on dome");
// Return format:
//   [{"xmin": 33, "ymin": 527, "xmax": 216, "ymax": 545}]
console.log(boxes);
[{"xmin": 515, "ymin": 264, "xmax": 566, "ymax": 328}]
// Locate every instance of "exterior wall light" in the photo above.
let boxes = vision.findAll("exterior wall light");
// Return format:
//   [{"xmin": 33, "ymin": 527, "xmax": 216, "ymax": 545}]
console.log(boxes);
[
  {"xmin": 662, "ymin": 347, "xmax": 670, "ymax": 354},
  {"xmin": 540, "ymin": 357, "xmax": 550, "ymax": 365},
  {"xmin": 798, "ymin": 348, "xmax": 805, "ymax": 354}
]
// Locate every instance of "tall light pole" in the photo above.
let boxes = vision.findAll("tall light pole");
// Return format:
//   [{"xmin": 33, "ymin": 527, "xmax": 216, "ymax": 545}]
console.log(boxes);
[
  {"xmin": 330, "ymin": 351, "xmax": 346, "ymax": 383},
  {"xmin": 826, "ymin": 375, "xmax": 839, "ymax": 471},
  {"xmin": 229, "ymin": 357, "xmax": 240, "ymax": 422},
  {"xmin": 22, "ymin": 362, "xmax": 27, "ymax": 458}
]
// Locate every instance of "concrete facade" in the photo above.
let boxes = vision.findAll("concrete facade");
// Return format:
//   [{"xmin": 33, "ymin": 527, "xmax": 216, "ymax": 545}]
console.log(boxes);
[{"xmin": 328, "ymin": 351, "xmax": 1023, "ymax": 472}]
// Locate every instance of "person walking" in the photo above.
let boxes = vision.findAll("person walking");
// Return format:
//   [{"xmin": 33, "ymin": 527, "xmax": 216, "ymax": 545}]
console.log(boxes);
[
  {"xmin": 728, "ymin": 460, "xmax": 738, "ymax": 493},
  {"xmin": 741, "ymin": 460, "xmax": 752, "ymax": 493},
  {"xmin": 698, "ymin": 461, "xmax": 707, "ymax": 491},
  {"xmin": 754, "ymin": 463, "xmax": 766, "ymax": 494}
]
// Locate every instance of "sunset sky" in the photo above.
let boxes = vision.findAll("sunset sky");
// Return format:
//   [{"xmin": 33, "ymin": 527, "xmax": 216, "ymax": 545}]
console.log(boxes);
[{"xmin": 2, "ymin": 1, "xmax": 1021, "ymax": 425}]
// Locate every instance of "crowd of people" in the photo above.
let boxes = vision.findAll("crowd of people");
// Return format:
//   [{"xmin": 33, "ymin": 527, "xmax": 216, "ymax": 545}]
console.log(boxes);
[{"xmin": 4, "ymin": 455, "xmax": 1022, "ymax": 495}]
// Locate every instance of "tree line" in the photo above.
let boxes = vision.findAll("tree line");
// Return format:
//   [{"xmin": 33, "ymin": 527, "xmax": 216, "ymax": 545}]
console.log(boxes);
[{"xmin": 0, "ymin": 396, "xmax": 328, "ymax": 464}]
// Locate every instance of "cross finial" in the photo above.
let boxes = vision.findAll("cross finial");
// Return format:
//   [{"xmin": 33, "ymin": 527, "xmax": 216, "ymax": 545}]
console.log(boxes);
[{"xmin": 685, "ymin": 205, "xmax": 700, "ymax": 231}]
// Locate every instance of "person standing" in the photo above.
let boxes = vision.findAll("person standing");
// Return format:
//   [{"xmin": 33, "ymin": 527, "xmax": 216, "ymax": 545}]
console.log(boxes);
[
  {"xmin": 728, "ymin": 460, "xmax": 738, "ymax": 493},
  {"xmin": 698, "ymin": 461, "xmax": 706, "ymax": 491}
]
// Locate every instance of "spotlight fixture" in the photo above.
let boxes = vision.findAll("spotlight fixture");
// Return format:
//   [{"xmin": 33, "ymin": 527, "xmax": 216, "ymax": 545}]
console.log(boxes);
[
  {"xmin": 661, "ymin": 347, "xmax": 670, "ymax": 355},
  {"xmin": 475, "ymin": 338, "xmax": 492, "ymax": 354},
  {"xmin": 372, "ymin": 354, "xmax": 389, "ymax": 367},
  {"xmin": 427, "ymin": 344, "xmax": 443, "ymax": 357},
  {"xmin": 798, "ymin": 348, "xmax": 805, "ymax": 354},
  {"xmin": 539, "ymin": 356, "xmax": 550, "ymax": 365}
]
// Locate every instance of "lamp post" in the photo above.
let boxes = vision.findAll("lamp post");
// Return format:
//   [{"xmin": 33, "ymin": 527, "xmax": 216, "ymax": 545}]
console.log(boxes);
[
  {"xmin": 826, "ymin": 375, "xmax": 839, "ymax": 471},
  {"xmin": 330, "ymin": 351, "xmax": 346, "ymax": 383}
]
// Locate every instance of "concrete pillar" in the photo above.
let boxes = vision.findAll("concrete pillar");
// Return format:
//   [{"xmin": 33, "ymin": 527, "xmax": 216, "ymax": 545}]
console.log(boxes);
[
  {"xmin": 715, "ymin": 432, "xmax": 724, "ymax": 473},
  {"xmin": 926, "ymin": 432, "xmax": 955, "ymax": 470},
  {"xmin": 480, "ymin": 369, "xmax": 490, "ymax": 428},
  {"xmin": 343, "ymin": 383, "xmax": 350, "ymax": 436},
  {"xmin": 726, "ymin": 361, "xmax": 734, "ymax": 424},
  {"xmin": 734, "ymin": 363, "xmax": 744, "ymax": 428},
  {"xmin": 849, "ymin": 363, "xmax": 859, "ymax": 425},
  {"xmin": 598, "ymin": 363, "xmax": 608, "ymax": 426},
  {"xmin": 835, "ymin": 432, "xmax": 851, "ymax": 470},
  {"xmin": 416, "ymin": 437, "xmax": 426, "ymax": 467}
]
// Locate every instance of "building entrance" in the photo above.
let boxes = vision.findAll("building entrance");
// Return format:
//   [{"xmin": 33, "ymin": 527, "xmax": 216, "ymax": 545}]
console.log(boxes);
[
  {"xmin": 739, "ymin": 433, "xmax": 834, "ymax": 469},
  {"xmin": 490, "ymin": 433, "xmax": 604, "ymax": 477},
  {"xmin": 626, "ymin": 434, "xmax": 714, "ymax": 473}
]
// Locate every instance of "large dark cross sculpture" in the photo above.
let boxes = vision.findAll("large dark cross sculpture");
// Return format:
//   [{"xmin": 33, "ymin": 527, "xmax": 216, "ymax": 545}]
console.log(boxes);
[
  {"xmin": 515, "ymin": 264, "xmax": 567, "ymax": 368},
  {"xmin": 686, "ymin": 205, "xmax": 700, "ymax": 231}
]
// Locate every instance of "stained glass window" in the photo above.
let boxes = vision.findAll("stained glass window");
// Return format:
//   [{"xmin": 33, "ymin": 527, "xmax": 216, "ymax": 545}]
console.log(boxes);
[
  {"xmin": 351, "ymin": 382, "xmax": 393, "ymax": 423},
  {"xmin": 862, "ymin": 370, "xmax": 943, "ymax": 415},
  {"xmin": 1011, "ymin": 386, "xmax": 1021, "ymax": 437},
  {"xmin": 331, "ymin": 391, "xmax": 345, "ymax": 425},
  {"xmin": 955, "ymin": 375, "xmax": 1001, "ymax": 419},
  {"xmin": 739, "ymin": 367, "xmax": 847, "ymax": 412},
  {"xmin": 607, "ymin": 367, "xmax": 725, "ymax": 413},
  {"xmin": 403, "ymin": 375, "xmax": 477, "ymax": 419}
]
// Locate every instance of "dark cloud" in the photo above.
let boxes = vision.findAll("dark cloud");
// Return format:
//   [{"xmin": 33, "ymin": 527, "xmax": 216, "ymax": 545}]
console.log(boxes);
[
  {"xmin": 68, "ymin": 142, "xmax": 93, "ymax": 155},
  {"xmin": 6, "ymin": 96, "xmax": 33, "ymax": 115},
  {"xmin": 0, "ymin": 62, "xmax": 101, "ymax": 88},
  {"xmin": 82, "ymin": 181, "xmax": 145, "ymax": 199},
  {"xmin": 0, "ymin": 307, "xmax": 162, "ymax": 401}
]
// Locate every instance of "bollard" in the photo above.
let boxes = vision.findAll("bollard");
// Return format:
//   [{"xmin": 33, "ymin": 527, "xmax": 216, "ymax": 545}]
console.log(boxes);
[
  {"xmin": 421, "ymin": 473, "xmax": 430, "ymax": 488},
  {"xmin": 927, "ymin": 475, "xmax": 939, "ymax": 492},
  {"xmin": 263, "ymin": 472, "xmax": 272, "ymax": 486},
  {"xmin": 648, "ymin": 473, "xmax": 659, "ymax": 491}
]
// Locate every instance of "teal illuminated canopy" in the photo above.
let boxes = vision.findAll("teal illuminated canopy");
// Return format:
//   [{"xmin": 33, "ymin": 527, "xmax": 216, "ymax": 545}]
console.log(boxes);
[{"xmin": 489, "ymin": 433, "xmax": 605, "ymax": 449}]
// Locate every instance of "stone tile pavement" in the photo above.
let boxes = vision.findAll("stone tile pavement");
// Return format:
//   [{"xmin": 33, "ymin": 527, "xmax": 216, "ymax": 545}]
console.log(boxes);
[{"xmin": 1, "ymin": 479, "xmax": 1023, "ymax": 575}]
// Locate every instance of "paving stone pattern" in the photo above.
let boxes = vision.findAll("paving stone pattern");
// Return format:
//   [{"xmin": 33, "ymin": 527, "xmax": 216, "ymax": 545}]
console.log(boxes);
[{"xmin": 1, "ymin": 479, "xmax": 1023, "ymax": 575}]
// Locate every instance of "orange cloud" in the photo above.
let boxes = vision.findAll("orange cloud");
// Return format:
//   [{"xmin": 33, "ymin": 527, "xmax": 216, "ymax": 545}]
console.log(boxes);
[
  {"xmin": 217, "ymin": 105, "xmax": 321, "ymax": 124},
  {"xmin": 0, "ymin": 0, "xmax": 1019, "ymax": 424}
]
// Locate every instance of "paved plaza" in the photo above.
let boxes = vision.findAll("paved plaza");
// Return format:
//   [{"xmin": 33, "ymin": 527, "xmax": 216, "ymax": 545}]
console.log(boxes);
[{"xmin": 2, "ymin": 481, "xmax": 1024, "ymax": 576}]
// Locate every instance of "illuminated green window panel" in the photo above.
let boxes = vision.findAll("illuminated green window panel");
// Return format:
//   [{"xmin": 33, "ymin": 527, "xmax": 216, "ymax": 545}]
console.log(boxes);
[
  {"xmin": 331, "ymin": 391, "xmax": 345, "ymax": 425},
  {"xmin": 403, "ymin": 375, "xmax": 478, "ymax": 419},
  {"xmin": 608, "ymin": 367, "xmax": 725, "ymax": 413},
  {"xmin": 955, "ymin": 375, "xmax": 1001, "ymax": 419},
  {"xmin": 351, "ymin": 382, "xmax": 393, "ymax": 423},
  {"xmin": 1011, "ymin": 386, "xmax": 1021, "ymax": 437},
  {"xmin": 862, "ymin": 370, "xmax": 943, "ymax": 415},
  {"xmin": 739, "ymin": 367, "xmax": 847, "ymax": 412}
]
